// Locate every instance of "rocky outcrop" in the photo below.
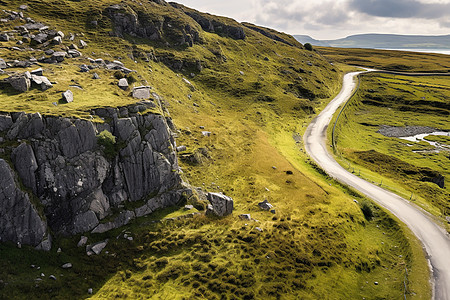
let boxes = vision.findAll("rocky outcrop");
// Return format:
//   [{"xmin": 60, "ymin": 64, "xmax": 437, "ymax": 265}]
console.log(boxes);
[
  {"xmin": 105, "ymin": 4, "xmax": 201, "ymax": 47},
  {"xmin": 170, "ymin": 3, "xmax": 246, "ymax": 40},
  {"xmin": 0, "ymin": 102, "xmax": 190, "ymax": 249}
]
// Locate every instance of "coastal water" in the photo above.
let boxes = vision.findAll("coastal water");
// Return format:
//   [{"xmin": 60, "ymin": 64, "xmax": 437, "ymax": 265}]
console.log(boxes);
[{"xmin": 380, "ymin": 48, "xmax": 450, "ymax": 55}]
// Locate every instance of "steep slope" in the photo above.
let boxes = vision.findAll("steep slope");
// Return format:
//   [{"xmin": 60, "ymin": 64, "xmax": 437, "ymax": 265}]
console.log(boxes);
[{"xmin": 0, "ymin": 1, "xmax": 430, "ymax": 299}]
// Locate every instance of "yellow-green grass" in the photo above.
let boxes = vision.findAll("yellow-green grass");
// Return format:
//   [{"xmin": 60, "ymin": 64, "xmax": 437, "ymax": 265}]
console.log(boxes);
[
  {"xmin": 317, "ymin": 46, "xmax": 450, "ymax": 73},
  {"xmin": 0, "ymin": 0, "xmax": 432, "ymax": 299},
  {"xmin": 332, "ymin": 73, "xmax": 450, "ymax": 225}
]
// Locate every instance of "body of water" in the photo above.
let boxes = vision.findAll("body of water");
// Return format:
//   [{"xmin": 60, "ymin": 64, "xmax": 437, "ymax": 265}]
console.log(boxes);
[{"xmin": 379, "ymin": 48, "xmax": 450, "ymax": 55}]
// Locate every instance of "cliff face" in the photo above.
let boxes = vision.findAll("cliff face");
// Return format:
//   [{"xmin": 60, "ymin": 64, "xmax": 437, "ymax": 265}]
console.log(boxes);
[{"xmin": 0, "ymin": 102, "xmax": 190, "ymax": 249}]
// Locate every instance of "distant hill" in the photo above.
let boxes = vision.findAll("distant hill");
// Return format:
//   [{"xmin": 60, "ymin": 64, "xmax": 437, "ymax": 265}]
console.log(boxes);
[{"xmin": 295, "ymin": 34, "xmax": 450, "ymax": 49}]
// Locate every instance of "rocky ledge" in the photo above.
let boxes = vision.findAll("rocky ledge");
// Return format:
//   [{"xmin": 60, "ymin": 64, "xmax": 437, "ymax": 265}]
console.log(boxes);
[{"xmin": 0, "ymin": 102, "xmax": 191, "ymax": 250}]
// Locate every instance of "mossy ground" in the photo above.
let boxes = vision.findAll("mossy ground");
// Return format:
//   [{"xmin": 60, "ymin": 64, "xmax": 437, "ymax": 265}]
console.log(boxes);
[
  {"xmin": 0, "ymin": 1, "xmax": 432, "ymax": 299},
  {"xmin": 332, "ymin": 73, "xmax": 450, "ymax": 226}
]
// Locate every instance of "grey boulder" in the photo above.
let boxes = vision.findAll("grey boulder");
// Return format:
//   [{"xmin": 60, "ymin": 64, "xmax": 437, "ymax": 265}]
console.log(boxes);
[
  {"xmin": 132, "ymin": 86, "xmax": 151, "ymax": 99},
  {"xmin": 62, "ymin": 90, "xmax": 73, "ymax": 103},
  {"xmin": 118, "ymin": 78, "xmax": 128, "ymax": 90},
  {"xmin": 206, "ymin": 192, "xmax": 234, "ymax": 217},
  {"xmin": 8, "ymin": 72, "xmax": 31, "ymax": 92}
]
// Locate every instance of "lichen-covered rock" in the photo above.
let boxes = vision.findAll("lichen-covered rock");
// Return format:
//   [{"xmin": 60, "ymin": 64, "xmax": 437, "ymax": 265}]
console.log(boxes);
[
  {"xmin": 0, "ymin": 159, "xmax": 47, "ymax": 247},
  {"xmin": 0, "ymin": 106, "xmax": 189, "ymax": 245},
  {"xmin": 206, "ymin": 192, "xmax": 234, "ymax": 217}
]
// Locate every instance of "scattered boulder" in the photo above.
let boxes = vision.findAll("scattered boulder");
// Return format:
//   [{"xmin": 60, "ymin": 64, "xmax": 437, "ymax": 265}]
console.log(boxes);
[
  {"xmin": 0, "ymin": 33, "xmax": 9, "ymax": 41},
  {"xmin": 52, "ymin": 51, "xmax": 66, "ymax": 63},
  {"xmin": 206, "ymin": 192, "xmax": 234, "ymax": 217},
  {"xmin": 52, "ymin": 36, "xmax": 62, "ymax": 45},
  {"xmin": 92, "ymin": 72, "xmax": 100, "ymax": 79},
  {"xmin": 77, "ymin": 236, "xmax": 88, "ymax": 247},
  {"xmin": 62, "ymin": 90, "xmax": 73, "ymax": 103},
  {"xmin": 7, "ymin": 72, "xmax": 31, "ymax": 92},
  {"xmin": 0, "ymin": 58, "xmax": 6, "ymax": 69},
  {"xmin": 132, "ymin": 86, "xmax": 151, "ymax": 99},
  {"xmin": 31, "ymin": 75, "xmax": 52, "ymax": 91},
  {"xmin": 176, "ymin": 145, "xmax": 187, "ymax": 152},
  {"xmin": 61, "ymin": 263, "xmax": 72, "ymax": 269},
  {"xmin": 79, "ymin": 40, "xmax": 87, "ymax": 48},
  {"xmin": 118, "ymin": 78, "xmax": 128, "ymax": 90},
  {"xmin": 88, "ymin": 240, "xmax": 108, "ymax": 255},
  {"xmin": 258, "ymin": 199, "xmax": 273, "ymax": 211},
  {"xmin": 67, "ymin": 49, "xmax": 81, "ymax": 58},
  {"xmin": 31, "ymin": 68, "xmax": 43, "ymax": 76},
  {"xmin": 32, "ymin": 33, "xmax": 48, "ymax": 44},
  {"xmin": 239, "ymin": 214, "xmax": 251, "ymax": 220}
]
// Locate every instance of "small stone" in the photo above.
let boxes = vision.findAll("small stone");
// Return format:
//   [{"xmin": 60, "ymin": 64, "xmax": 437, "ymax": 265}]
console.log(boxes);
[
  {"xmin": 88, "ymin": 288, "xmax": 93, "ymax": 294},
  {"xmin": 255, "ymin": 227, "xmax": 263, "ymax": 232},
  {"xmin": 270, "ymin": 209, "xmax": 276, "ymax": 214},
  {"xmin": 127, "ymin": 237, "xmax": 133, "ymax": 241},
  {"xmin": 61, "ymin": 263, "xmax": 72, "ymax": 269},
  {"xmin": 202, "ymin": 131, "xmax": 211, "ymax": 137},
  {"xmin": 239, "ymin": 214, "xmax": 251, "ymax": 220},
  {"xmin": 353, "ymin": 199, "xmax": 359, "ymax": 204},
  {"xmin": 79, "ymin": 40, "xmax": 88, "ymax": 48},
  {"xmin": 0, "ymin": 33, "xmax": 9, "ymax": 42},
  {"xmin": 118, "ymin": 78, "xmax": 128, "ymax": 90},
  {"xmin": 41, "ymin": 273, "xmax": 45, "ymax": 277},
  {"xmin": 184, "ymin": 205, "xmax": 194, "ymax": 210},
  {"xmin": 49, "ymin": 275, "xmax": 57, "ymax": 280},
  {"xmin": 57, "ymin": 31, "xmax": 65, "ymax": 38},
  {"xmin": 374, "ymin": 282, "xmax": 379, "ymax": 285},
  {"xmin": 57, "ymin": 248, "xmax": 62, "ymax": 253},
  {"xmin": 258, "ymin": 199, "xmax": 273, "ymax": 211},
  {"xmin": 176, "ymin": 145, "xmax": 187, "ymax": 152},
  {"xmin": 52, "ymin": 36, "xmax": 62, "ymax": 45},
  {"xmin": 92, "ymin": 73, "xmax": 100, "ymax": 79},
  {"xmin": 132, "ymin": 86, "xmax": 150, "ymax": 99},
  {"xmin": 77, "ymin": 236, "xmax": 88, "ymax": 247},
  {"xmin": 239, "ymin": 71, "xmax": 244, "ymax": 75},
  {"xmin": 31, "ymin": 68, "xmax": 43, "ymax": 76},
  {"xmin": 62, "ymin": 90, "xmax": 73, "ymax": 103},
  {"xmin": 19, "ymin": 5, "xmax": 28, "ymax": 10}
]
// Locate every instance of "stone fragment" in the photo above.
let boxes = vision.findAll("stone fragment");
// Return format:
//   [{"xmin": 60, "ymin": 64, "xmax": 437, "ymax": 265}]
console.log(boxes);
[
  {"xmin": 184, "ymin": 205, "xmax": 194, "ymax": 210},
  {"xmin": 61, "ymin": 90, "xmax": 73, "ymax": 103},
  {"xmin": 8, "ymin": 72, "xmax": 31, "ymax": 92},
  {"xmin": 31, "ymin": 68, "xmax": 43, "ymax": 76},
  {"xmin": 239, "ymin": 214, "xmax": 251, "ymax": 220},
  {"xmin": 258, "ymin": 199, "xmax": 273, "ymax": 211},
  {"xmin": 49, "ymin": 275, "xmax": 57, "ymax": 280},
  {"xmin": 31, "ymin": 75, "xmax": 52, "ymax": 91},
  {"xmin": 206, "ymin": 192, "xmax": 234, "ymax": 217},
  {"xmin": 89, "ymin": 240, "xmax": 108, "ymax": 255},
  {"xmin": 52, "ymin": 51, "xmax": 66, "ymax": 62},
  {"xmin": 68, "ymin": 49, "xmax": 81, "ymax": 57},
  {"xmin": 118, "ymin": 78, "xmax": 128, "ymax": 90},
  {"xmin": 0, "ymin": 58, "xmax": 6, "ymax": 69},
  {"xmin": 52, "ymin": 36, "xmax": 62, "ymax": 45},
  {"xmin": 132, "ymin": 86, "xmax": 150, "ymax": 99},
  {"xmin": 0, "ymin": 33, "xmax": 9, "ymax": 41},
  {"xmin": 61, "ymin": 263, "xmax": 72, "ymax": 269},
  {"xmin": 92, "ymin": 72, "xmax": 100, "ymax": 79},
  {"xmin": 79, "ymin": 40, "xmax": 87, "ymax": 48},
  {"xmin": 32, "ymin": 33, "xmax": 48, "ymax": 44},
  {"xmin": 176, "ymin": 145, "xmax": 187, "ymax": 152},
  {"xmin": 77, "ymin": 236, "xmax": 88, "ymax": 247}
]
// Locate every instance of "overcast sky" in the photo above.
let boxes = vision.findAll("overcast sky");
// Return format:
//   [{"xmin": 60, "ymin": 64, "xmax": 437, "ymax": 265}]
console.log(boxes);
[{"xmin": 173, "ymin": 0, "xmax": 450, "ymax": 39}]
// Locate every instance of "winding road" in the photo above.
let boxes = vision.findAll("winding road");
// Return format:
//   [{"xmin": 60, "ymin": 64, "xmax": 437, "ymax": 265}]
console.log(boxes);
[{"xmin": 303, "ymin": 71, "xmax": 450, "ymax": 300}]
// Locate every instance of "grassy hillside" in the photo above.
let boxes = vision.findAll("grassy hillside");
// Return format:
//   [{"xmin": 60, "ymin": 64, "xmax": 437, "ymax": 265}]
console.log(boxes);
[
  {"xmin": 317, "ymin": 46, "xmax": 450, "ymax": 73},
  {"xmin": 332, "ymin": 72, "xmax": 450, "ymax": 227},
  {"xmin": 0, "ymin": 1, "xmax": 431, "ymax": 299}
]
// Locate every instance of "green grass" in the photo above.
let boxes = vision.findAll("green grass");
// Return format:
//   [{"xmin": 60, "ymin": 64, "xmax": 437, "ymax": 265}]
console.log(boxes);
[
  {"xmin": 0, "ymin": 1, "xmax": 432, "ymax": 299},
  {"xmin": 332, "ymin": 73, "xmax": 450, "ymax": 225}
]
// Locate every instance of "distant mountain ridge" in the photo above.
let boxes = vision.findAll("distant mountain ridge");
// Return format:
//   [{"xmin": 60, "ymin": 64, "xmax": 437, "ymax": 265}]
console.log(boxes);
[{"xmin": 295, "ymin": 33, "xmax": 450, "ymax": 49}]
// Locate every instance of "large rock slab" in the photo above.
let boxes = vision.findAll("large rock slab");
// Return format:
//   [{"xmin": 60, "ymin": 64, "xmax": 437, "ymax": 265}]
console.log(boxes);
[
  {"xmin": 0, "ymin": 159, "xmax": 47, "ymax": 247},
  {"xmin": 206, "ymin": 192, "xmax": 234, "ymax": 217}
]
